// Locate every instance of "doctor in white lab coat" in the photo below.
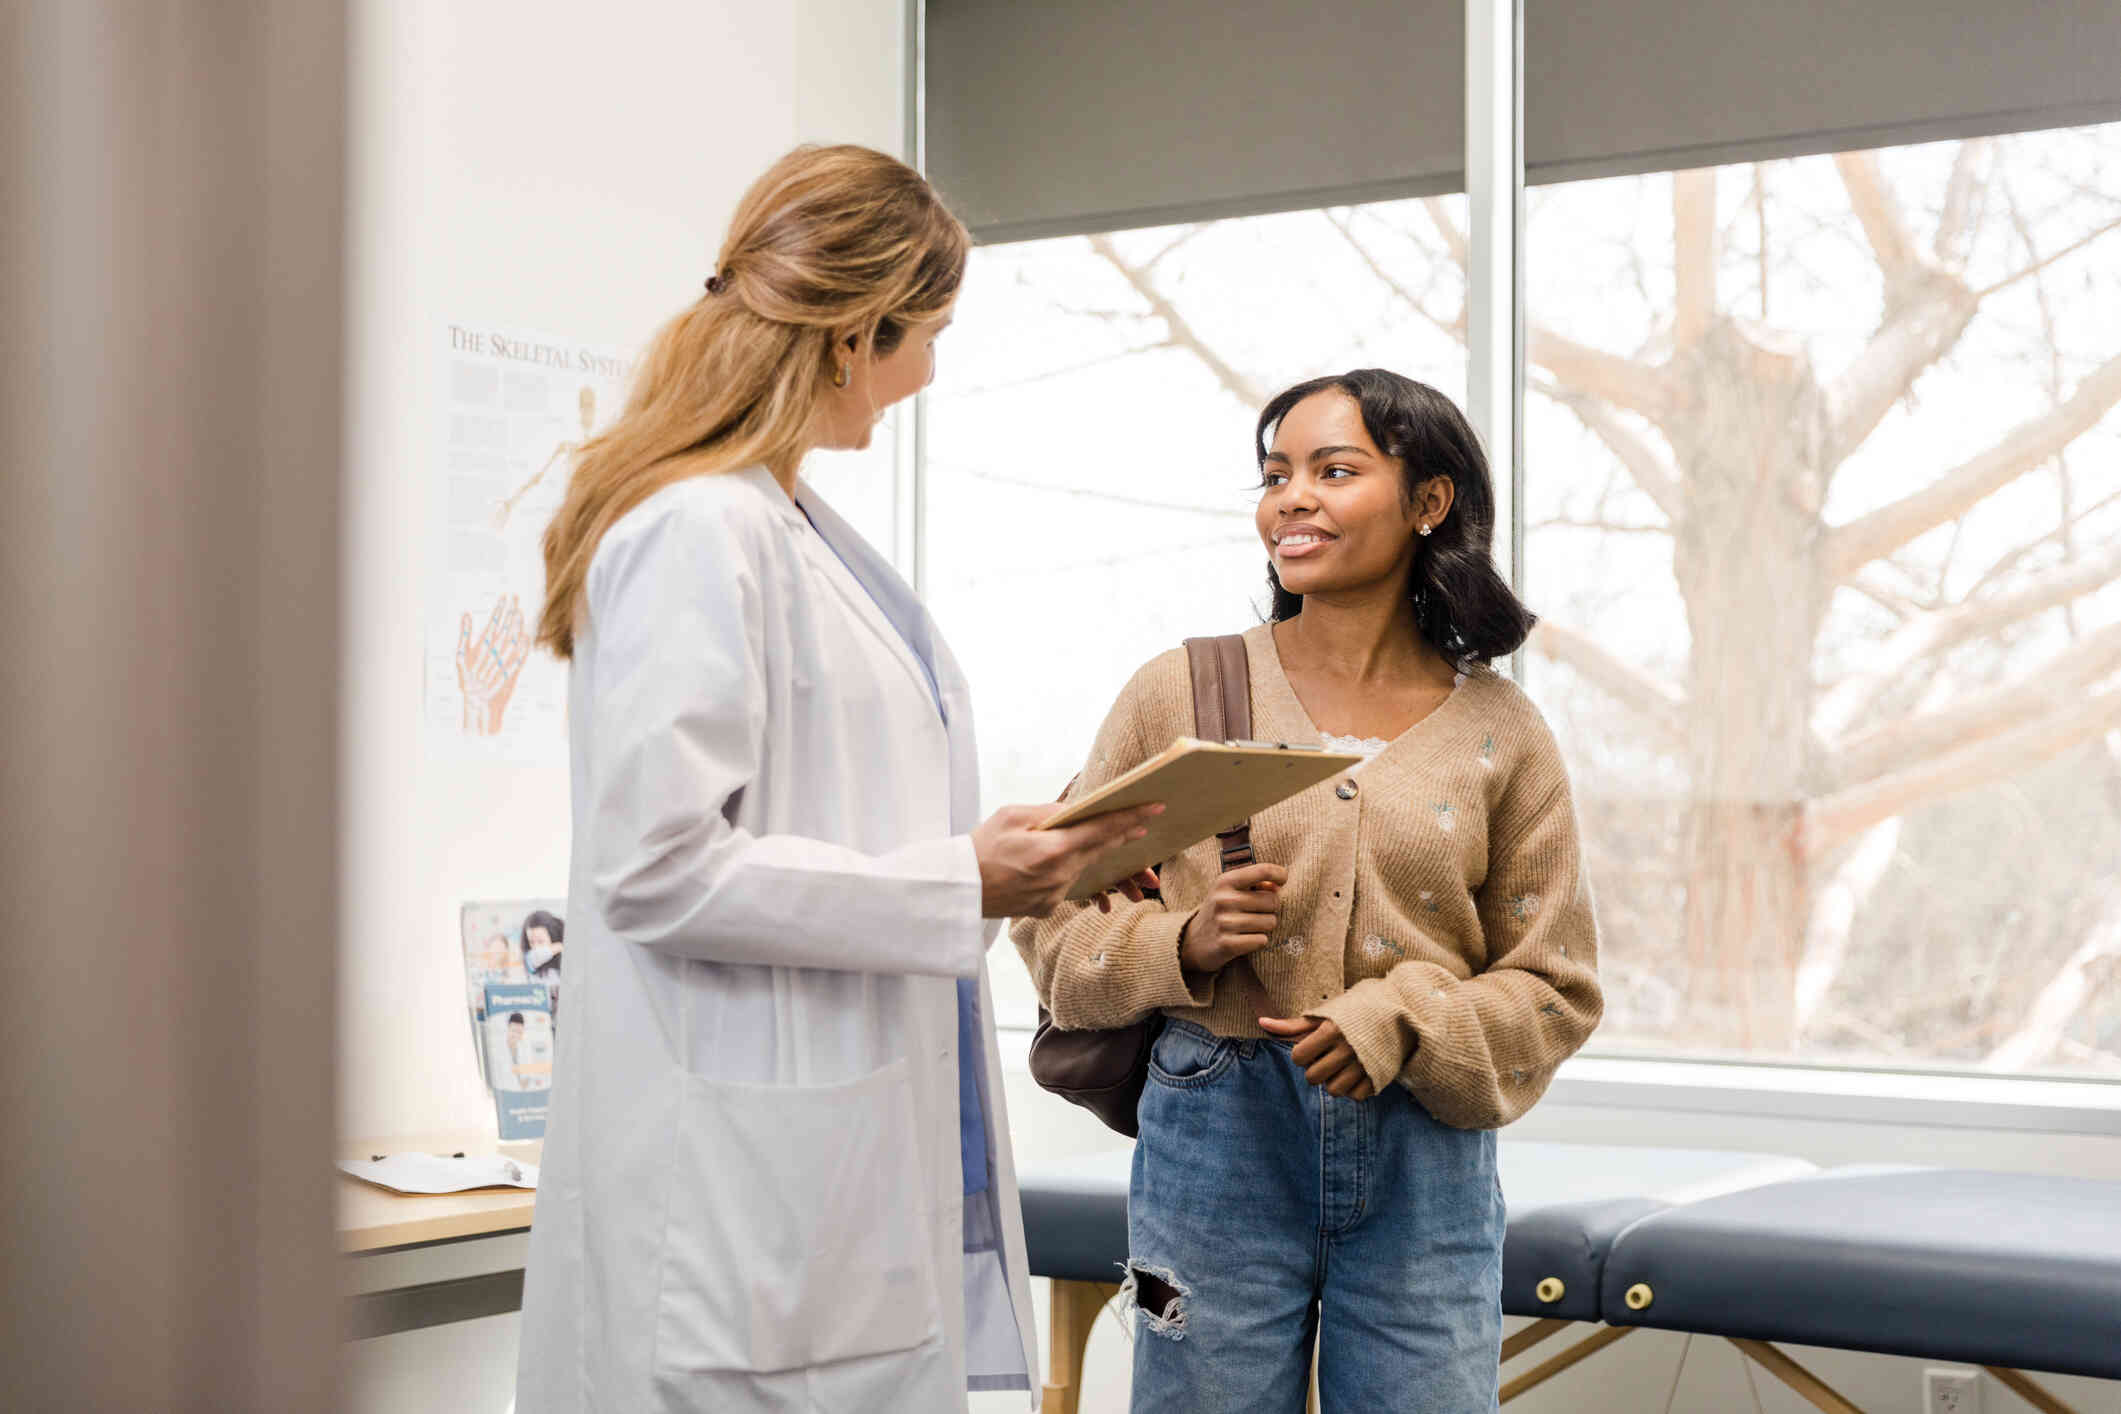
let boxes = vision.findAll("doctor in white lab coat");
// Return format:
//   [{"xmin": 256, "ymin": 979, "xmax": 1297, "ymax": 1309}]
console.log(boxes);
[{"xmin": 515, "ymin": 145, "xmax": 1161, "ymax": 1413}]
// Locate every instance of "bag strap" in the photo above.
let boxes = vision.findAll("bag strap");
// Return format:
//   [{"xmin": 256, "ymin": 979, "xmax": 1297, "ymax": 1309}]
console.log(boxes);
[{"xmin": 1183, "ymin": 634, "xmax": 1256, "ymax": 872}]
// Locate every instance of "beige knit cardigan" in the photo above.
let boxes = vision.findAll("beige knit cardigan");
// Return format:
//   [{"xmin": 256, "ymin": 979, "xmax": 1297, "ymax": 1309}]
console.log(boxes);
[{"xmin": 1011, "ymin": 622, "xmax": 1603, "ymax": 1129}]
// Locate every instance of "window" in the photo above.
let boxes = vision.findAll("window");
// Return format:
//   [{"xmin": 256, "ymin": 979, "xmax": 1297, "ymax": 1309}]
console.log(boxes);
[
  {"xmin": 924, "ymin": 130, "xmax": 2121, "ymax": 1080},
  {"xmin": 1522, "ymin": 126, "xmax": 2121, "ymax": 1076}
]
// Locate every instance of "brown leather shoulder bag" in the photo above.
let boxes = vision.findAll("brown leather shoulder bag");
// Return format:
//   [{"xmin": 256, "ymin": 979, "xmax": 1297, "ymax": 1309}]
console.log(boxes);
[{"xmin": 1026, "ymin": 634, "xmax": 1256, "ymax": 1137}]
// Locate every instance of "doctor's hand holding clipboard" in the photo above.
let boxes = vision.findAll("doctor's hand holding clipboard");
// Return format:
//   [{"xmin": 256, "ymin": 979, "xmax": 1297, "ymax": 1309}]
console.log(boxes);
[
  {"xmin": 510, "ymin": 143, "xmax": 1168, "ymax": 1414},
  {"xmin": 973, "ymin": 803, "xmax": 1166, "ymax": 918}
]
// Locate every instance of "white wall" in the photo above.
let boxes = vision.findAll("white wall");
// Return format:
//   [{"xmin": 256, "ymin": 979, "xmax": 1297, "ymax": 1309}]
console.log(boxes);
[{"xmin": 339, "ymin": 0, "xmax": 907, "ymax": 1142}]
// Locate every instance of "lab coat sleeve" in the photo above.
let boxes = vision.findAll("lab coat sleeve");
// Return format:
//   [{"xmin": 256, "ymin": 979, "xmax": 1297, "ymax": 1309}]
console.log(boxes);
[
  {"xmin": 584, "ymin": 492, "xmax": 985, "ymax": 978},
  {"xmin": 1010, "ymin": 656, "xmax": 1214, "ymax": 1028}
]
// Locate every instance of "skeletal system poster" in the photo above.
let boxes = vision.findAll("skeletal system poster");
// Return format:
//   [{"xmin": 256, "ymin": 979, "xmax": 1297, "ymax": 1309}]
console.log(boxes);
[{"xmin": 427, "ymin": 323, "xmax": 633, "ymax": 757}]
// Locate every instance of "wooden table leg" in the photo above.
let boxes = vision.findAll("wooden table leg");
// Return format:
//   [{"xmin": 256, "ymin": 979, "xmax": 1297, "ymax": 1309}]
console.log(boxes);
[
  {"xmin": 1043, "ymin": 1278, "xmax": 1120, "ymax": 1414},
  {"xmin": 1501, "ymin": 1317, "xmax": 1573, "ymax": 1364},
  {"xmin": 1985, "ymin": 1366, "xmax": 2082, "ymax": 1414},
  {"xmin": 1499, "ymin": 1324, "xmax": 1633, "ymax": 1404},
  {"xmin": 1729, "ymin": 1339, "xmax": 1866, "ymax": 1414}
]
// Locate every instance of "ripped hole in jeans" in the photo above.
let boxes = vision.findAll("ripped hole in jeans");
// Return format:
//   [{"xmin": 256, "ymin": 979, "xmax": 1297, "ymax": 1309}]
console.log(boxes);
[{"xmin": 1117, "ymin": 1260, "xmax": 1189, "ymax": 1341}]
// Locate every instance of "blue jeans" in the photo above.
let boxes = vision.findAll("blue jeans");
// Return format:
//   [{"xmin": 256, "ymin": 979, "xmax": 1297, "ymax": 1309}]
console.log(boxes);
[{"xmin": 1126, "ymin": 1019, "xmax": 1504, "ymax": 1414}]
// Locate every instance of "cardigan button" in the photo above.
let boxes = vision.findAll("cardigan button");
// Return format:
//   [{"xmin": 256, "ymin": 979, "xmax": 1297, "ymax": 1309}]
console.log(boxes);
[{"xmin": 1335, "ymin": 781, "xmax": 1358, "ymax": 800}]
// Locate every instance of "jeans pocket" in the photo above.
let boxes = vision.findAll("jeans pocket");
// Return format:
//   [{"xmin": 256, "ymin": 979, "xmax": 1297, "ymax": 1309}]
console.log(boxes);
[
  {"xmin": 652, "ymin": 1059, "xmax": 942, "ymax": 1379},
  {"xmin": 1147, "ymin": 1023, "xmax": 1236, "ymax": 1089}
]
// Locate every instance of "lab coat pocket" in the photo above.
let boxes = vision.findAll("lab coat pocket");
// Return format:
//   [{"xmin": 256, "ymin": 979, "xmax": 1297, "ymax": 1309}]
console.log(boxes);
[{"xmin": 652, "ymin": 1058, "xmax": 942, "ymax": 1379}]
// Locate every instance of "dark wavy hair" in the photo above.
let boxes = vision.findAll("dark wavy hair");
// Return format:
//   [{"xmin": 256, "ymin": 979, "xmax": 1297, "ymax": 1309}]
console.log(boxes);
[{"xmin": 1256, "ymin": 368, "xmax": 1534, "ymax": 665}]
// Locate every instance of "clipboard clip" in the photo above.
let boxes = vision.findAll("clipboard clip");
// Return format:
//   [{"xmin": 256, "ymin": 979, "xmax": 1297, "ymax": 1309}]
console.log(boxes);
[{"xmin": 1226, "ymin": 739, "xmax": 1323, "ymax": 751}]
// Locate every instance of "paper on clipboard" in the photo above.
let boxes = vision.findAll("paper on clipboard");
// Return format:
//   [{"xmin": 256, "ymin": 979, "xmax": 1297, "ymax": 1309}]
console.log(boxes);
[{"xmin": 1043, "ymin": 737, "xmax": 1365, "ymax": 900}]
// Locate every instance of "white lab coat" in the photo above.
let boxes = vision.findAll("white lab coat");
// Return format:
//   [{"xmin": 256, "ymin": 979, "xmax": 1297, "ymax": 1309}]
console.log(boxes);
[{"xmin": 516, "ymin": 465, "xmax": 1039, "ymax": 1412}]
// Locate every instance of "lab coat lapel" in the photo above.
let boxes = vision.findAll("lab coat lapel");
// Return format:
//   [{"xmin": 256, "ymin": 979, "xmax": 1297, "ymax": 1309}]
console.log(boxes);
[
  {"xmin": 793, "ymin": 479, "xmax": 985, "ymax": 831},
  {"xmin": 787, "ymin": 482, "xmax": 941, "ymax": 713}
]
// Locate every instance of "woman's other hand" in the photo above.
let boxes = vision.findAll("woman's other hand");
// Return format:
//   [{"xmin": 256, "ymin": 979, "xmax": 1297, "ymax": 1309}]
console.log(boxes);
[
  {"xmin": 973, "ymin": 803, "xmax": 1165, "ymax": 919},
  {"xmin": 1257, "ymin": 1014, "xmax": 1375, "ymax": 1099},
  {"xmin": 1092, "ymin": 867, "xmax": 1161, "ymax": 915},
  {"xmin": 1178, "ymin": 863, "xmax": 1288, "ymax": 974}
]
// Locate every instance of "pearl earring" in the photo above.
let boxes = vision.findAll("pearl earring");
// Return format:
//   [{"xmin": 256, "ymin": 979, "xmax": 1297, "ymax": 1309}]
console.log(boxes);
[
  {"xmin": 833, "ymin": 362, "xmax": 850, "ymax": 389},
  {"xmin": 1418, "ymin": 523, "xmax": 1433, "ymax": 537}
]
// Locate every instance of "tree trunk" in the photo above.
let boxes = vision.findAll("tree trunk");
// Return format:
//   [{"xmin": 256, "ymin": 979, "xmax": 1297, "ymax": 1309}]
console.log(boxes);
[{"xmin": 1665, "ymin": 320, "xmax": 1833, "ymax": 1050}]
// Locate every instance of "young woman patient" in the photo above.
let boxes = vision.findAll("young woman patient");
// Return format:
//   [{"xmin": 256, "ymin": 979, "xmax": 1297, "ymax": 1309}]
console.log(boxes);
[{"xmin": 1014, "ymin": 368, "xmax": 1604, "ymax": 1413}]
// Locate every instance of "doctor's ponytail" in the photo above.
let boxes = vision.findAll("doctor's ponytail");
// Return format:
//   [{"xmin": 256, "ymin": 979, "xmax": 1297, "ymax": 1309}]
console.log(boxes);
[{"xmin": 535, "ymin": 145, "xmax": 969, "ymax": 659}]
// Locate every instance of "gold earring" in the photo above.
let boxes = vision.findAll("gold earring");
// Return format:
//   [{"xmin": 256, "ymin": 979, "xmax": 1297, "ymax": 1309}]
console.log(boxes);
[{"xmin": 833, "ymin": 362, "xmax": 850, "ymax": 389}]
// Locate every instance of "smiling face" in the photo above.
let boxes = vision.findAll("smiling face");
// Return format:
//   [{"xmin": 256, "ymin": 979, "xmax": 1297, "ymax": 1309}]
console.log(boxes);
[
  {"xmin": 1256, "ymin": 390, "xmax": 1433, "ymax": 601},
  {"xmin": 813, "ymin": 306, "xmax": 955, "ymax": 452}
]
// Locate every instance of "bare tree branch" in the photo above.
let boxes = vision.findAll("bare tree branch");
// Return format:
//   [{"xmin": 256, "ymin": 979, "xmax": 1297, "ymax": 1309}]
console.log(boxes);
[
  {"xmin": 1086, "ymin": 233, "xmax": 1267, "ymax": 407},
  {"xmin": 1751, "ymin": 164, "xmax": 1771, "ymax": 319},
  {"xmin": 1794, "ymin": 818, "xmax": 1903, "ymax": 1034},
  {"xmin": 955, "ymin": 339, "xmax": 1174, "ymax": 396},
  {"xmin": 1829, "ymin": 619, "xmax": 2121, "ymax": 786},
  {"xmin": 1981, "ymin": 885, "xmax": 2121, "ymax": 1071},
  {"xmin": 1846, "ymin": 568, "xmax": 1921, "ymax": 620},
  {"xmin": 1532, "ymin": 516, "xmax": 1671, "ymax": 537},
  {"xmin": 962, "ymin": 466, "xmax": 1253, "ymax": 519},
  {"xmin": 979, "ymin": 531, "xmax": 1252, "ymax": 581},
  {"xmin": 1325, "ymin": 210, "xmax": 1466, "ymax": 339},
  {"xmin": 1812, "ymin": 536, "xmax": 2121, "ymax": 741},
  {"xmin": 1822, "ymin": 280, "xmax": 1979, "ymax": 466},
  {"xmin": 1364, "ymin": 206, "xmax": 1678, "ymax": 430},
  {"xmin": 1526, "ymin": 618, "xmax": 1686, "ymax": 743},
  {"xmin": 1528, "ymin": 327, "xmax": 1676, "ymax": 424},
  {"xmin": 1143, "ymin": 224, "xmax": 1208, "ymax": 273},
  {"xmin": 1835, "ymin": 151, "xmax": 1921, "ymax": 284},
  {"xmin": 1974, "ymin": 214, "xmax": 2121, "ymax": 299},
  {"xmin": 1673, "ymin": 169, "xmax": 1718, "ymax": 347},
  {"xmin": 1816, "ymin": 151, "xmax": 1994, "ymax": 466},
  {"xmin": 1803, "ymin": 686, "xmax": 2121, "ymax": 854},
  {"xmin": 1543, "ymin": 388, "xmax": 1686, "ymax": 523},
  {"xmin": 1934, "ymin": 139, "xmax": 1992, "ymax": 269},
  {"xmin": 1965, "ymin": 485, "xmax": 2121, "ymax": 600},
  {"xmin": 1422, "ymin": 197, "xmax": 1468, "ymax": 267},
  {"xmin": 1822, "ymin": 351, "xmax": 2121, "ymax": 580}
]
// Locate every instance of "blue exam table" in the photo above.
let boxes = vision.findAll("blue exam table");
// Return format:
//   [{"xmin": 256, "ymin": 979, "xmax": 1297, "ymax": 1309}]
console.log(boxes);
[{"xmin": 1018, "ymin": 1144, "xmax": 2121, "ymax": 1413}]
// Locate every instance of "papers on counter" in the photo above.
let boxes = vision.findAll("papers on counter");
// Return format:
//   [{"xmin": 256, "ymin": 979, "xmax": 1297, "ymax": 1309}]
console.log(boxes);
[{"xmin": 338, "ymin": 1152, "xmax": 539, "ymax": 1195}]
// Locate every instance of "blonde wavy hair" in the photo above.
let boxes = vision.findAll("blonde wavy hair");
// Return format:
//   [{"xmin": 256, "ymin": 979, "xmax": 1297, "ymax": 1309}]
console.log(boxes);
[{"xmin": 536, "ymin": 144, "xmax": 969, "ymax": 658}]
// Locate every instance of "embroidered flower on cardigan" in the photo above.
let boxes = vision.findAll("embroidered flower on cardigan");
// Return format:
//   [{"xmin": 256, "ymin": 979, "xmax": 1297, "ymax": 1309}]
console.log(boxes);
[
  {"xmin": 1360, "ymin": 934, "xmax": 1405, "ymax": 962},
  {"xmin": 1430, "ymin": 802, "xmax": 1458, "ymax": 833},
  {"xmin": 1418, "ymin": 889, "xmax": 1442, "ymax": 914},
  {"xmin": 1273, "ymin": 935, "xmax": 1306, "ymax": 957},
  {"xmin": 1478, "ymin": 734, "xmax": 1496, "ymax": 770},
  {"xmin": 1508, "ymin": 892, "xmax": 1541, "ymax": 921}
]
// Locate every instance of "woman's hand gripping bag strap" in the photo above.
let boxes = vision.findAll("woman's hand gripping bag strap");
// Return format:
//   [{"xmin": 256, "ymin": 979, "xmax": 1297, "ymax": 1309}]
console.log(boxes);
[{"xmin": 1027, "ymin": 635, "xmax": 1256, "ymax": 1137}]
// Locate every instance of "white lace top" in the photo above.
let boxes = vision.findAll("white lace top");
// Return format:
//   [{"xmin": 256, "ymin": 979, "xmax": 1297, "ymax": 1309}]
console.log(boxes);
[{"xmin": 1320, "ymin": 670, "xmax": 1468, "ymax": 771}]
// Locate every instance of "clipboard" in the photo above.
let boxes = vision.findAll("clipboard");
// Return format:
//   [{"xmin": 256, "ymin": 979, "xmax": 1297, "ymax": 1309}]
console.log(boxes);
[{"xmin": 1041, "ymin": 737, "xmax": 1366, "ymax": 900}]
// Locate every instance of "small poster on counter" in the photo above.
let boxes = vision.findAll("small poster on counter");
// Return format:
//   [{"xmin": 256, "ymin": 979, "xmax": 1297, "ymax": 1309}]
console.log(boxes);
[
  {"xmin": 460, "ymin": 899, "xmax": 566, "ymax": 1139},
  {"xmin": 485, "ymin": 980, "xmax": 554, "ymax": 1139}
]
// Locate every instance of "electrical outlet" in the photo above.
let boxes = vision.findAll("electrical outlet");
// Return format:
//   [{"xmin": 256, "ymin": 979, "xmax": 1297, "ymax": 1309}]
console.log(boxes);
[{"xmin": 1924, "ymin": 1367, "xmax": 1981, "ymax": 1414}]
